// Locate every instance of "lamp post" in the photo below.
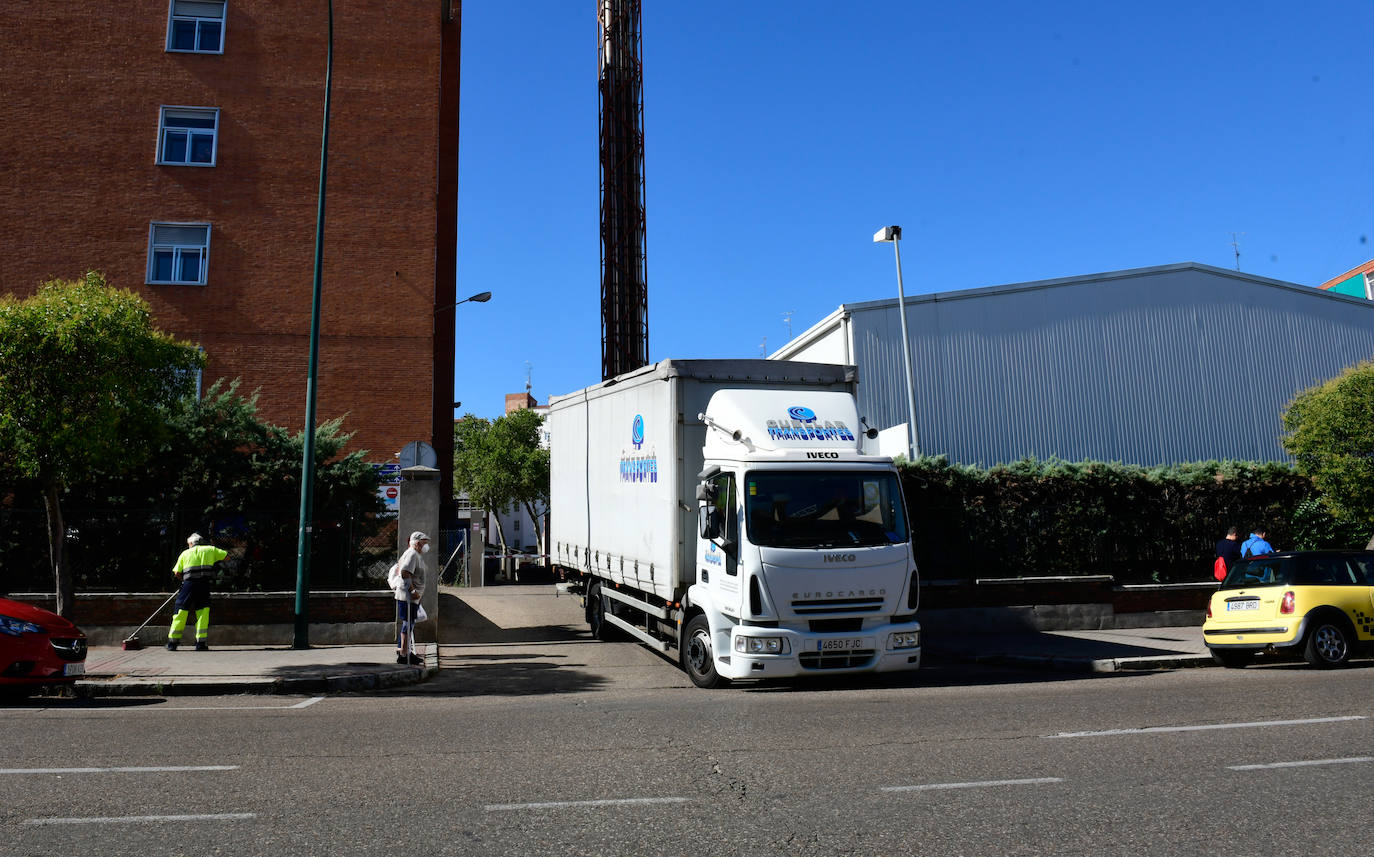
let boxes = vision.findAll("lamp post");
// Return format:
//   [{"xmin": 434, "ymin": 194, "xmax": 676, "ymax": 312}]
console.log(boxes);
[
  {"xmin": 293, "ymin": 0, "xmax": 334, "ymax": 650},
  {"xmin": 873, "ymin": 225, "xmax": 920, "ymax": 461},
  {"xmin": 432, "ymin": 290, "xmax": 491, "ymax": 538}
]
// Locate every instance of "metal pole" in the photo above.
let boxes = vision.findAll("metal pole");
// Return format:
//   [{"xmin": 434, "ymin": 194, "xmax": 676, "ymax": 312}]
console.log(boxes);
[
  {"xmin": 294, "ymin": 0, "xmax": 333, "ymax": 649},
  {"xmin": 891, "ymin": 236, "xmax": 921, "ymax": 460}
]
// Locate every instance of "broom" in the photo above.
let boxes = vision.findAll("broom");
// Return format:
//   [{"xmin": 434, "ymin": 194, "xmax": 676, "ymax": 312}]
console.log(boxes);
[{"xmin": 122, "ymin": 592, "xmax": 178, "ymax": 650}]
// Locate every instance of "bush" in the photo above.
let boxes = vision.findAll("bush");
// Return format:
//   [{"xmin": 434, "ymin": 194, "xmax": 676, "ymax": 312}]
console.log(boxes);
[{"xmin": 901, "ymin": 457, "xmax": 1342, "ymax": 584}]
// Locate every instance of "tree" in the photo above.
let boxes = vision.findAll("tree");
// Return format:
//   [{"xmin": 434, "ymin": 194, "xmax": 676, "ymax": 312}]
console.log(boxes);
[
  {"xmin": 1282, "ymin": 359, "xmax": 1374, "ymax": 549},
  {"xmin": 453, "ymin": 409, "xmax": 550, "ymax": 558},
  {"xmin": 0, "ymin": 272, "xmax": 204, "ymax": 616}
]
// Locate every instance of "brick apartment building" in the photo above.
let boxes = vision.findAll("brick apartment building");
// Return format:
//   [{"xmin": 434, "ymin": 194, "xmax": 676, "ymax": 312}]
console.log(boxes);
[{"xmin": 0, "ymin": 1, "xmax": 462, "ymax": 500}]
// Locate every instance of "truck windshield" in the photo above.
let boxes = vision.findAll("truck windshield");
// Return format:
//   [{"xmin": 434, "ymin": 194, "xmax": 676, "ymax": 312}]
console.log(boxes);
[{"xmin": 743, "ymin": 470, "xmax": 909, "ymax": 548}]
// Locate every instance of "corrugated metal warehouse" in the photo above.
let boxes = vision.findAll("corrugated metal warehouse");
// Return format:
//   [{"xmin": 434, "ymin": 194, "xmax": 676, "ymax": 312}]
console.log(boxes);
[{"xmin": 772, "ymin": 263, "xmax": 1374, "ymax": 466}]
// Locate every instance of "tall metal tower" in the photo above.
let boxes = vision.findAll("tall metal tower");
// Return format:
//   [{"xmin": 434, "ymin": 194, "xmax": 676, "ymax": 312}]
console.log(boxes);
[{"xmin": 598, "ymin": 0, "xmax": 648, "ymax": 380}]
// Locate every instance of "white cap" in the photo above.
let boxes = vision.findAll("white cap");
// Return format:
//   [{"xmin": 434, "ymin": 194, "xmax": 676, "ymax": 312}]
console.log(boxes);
[
  {"xmin": 410, "ymin": 531, "xmax": 429, "ymax": 543},
  {"xmin": 187, "ymin": 532, "xmax": 203, "ymax": 545}
]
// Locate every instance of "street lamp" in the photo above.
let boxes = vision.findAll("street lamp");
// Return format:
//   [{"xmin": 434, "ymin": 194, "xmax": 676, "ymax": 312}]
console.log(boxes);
[
  {"xmin": 873, "ymin": 225, "xmax": 920, "ymax": 461},
  {"xmin": 294, "ymin": 0, "xmax": 335, "ymax": 650},
  {"xmin": 432, "ymin": 290, "xmax": 491, "ymax": 538},
  {"xmin": 434, "ymin": 290, "xmax": 491, "ymax": 314}
]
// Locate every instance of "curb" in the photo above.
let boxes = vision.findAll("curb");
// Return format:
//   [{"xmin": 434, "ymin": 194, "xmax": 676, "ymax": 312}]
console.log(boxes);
[
  {"xmin": 929, "ymin": 650, "xmax": 1216, "ymax": 674},
  {"xmin": 64, "ymin": 665, "xmax": 435, "ymax": 698}
]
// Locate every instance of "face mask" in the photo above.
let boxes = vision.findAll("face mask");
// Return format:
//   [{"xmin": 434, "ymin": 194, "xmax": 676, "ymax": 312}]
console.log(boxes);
[{"xmin": 421, "ymin": 543, "xmax": 431, "ymax": 554}]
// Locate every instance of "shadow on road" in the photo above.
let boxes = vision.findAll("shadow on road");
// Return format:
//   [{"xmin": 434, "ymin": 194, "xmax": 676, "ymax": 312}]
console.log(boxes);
[{"xmin": 385, "ymin": 656, "xmax": 610, "ymax": 697}]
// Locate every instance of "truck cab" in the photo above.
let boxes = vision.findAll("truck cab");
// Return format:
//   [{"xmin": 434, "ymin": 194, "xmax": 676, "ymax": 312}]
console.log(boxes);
[{"xmin": 683, "ymin": 389, "xmax": 921, "ymax": 687}]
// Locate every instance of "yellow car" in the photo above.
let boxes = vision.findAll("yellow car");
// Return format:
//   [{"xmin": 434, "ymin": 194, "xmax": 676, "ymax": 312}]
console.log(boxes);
[{"xmin": 1203, "ymin": 550, "xmax": 1374, "ymax": 668}]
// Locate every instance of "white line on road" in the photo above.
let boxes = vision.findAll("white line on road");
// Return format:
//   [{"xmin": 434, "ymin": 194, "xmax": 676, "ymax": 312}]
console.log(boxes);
[
  {"xmin": 485, "ymin": 797, "xmax": 691, "ymax": 812},
  {"xmin": 1228, "ymin": 756, "xmax": 1373, "ymax": 771},
  {"xmin": 24, "ymin": 813, "xmax": 255, "ymax": 825},
  {"xmin": 1048, "ymin": 715, "xmax": 1366, "ymax": 739},
  {"xmin": 881, "ymin": 777, "xmax": 1063, "ymax": 793},
  {"xmin": 0, "ymin": 765, "xmax": 238, "ymax": 775},
  {"xmin": 144, "ymin": 698, "xmax": 326, "ymax": 712}
]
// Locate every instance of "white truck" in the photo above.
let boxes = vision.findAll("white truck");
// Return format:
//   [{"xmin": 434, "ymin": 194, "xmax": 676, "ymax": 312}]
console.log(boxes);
[{"xmin": 549, "ymin": 359, "xmax": 921, "ymax": 687}]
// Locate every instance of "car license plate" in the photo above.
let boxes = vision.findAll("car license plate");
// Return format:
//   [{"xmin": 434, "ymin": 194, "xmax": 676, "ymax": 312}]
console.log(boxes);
[
  {"xmin": 64, "ymin": 663, "xmax": 85, "ymax": 677},
  {"xmin": 1226, "ymin": 600, "xmax": 1259, "ymax": 612},
  {"xmin": 819, "ymin": 638, "xmax": 863, "ymax": 652}
]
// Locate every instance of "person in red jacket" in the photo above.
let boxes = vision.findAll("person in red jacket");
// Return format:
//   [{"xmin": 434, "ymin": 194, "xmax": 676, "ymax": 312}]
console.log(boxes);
[{"xmin": 1213, "ymin": 526, "xmax": 1242, "ymax": 581}]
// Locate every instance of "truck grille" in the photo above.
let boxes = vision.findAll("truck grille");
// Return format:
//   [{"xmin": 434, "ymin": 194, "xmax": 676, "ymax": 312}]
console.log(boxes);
[
  {"xmin": 791, "ymin": 597, "xmax": 884, "ymax": 616},
  {"xmin": 800, "ymin": 650, "xmax": 876, "ymax": 670}
]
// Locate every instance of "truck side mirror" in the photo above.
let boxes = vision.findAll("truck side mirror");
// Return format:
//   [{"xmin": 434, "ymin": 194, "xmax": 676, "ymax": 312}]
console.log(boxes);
[
  {"xmin": 695, "ymin": 481, "xmax": 717, "ymax": 502},
  {"xmin": 698, "ymin": 506, "xmax": 722, "ymax": 540}
]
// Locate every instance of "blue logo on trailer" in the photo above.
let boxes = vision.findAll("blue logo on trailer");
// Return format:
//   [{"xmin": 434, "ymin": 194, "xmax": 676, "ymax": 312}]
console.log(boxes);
[
  {"xmin": 788, "ymin": 406, "xmax": 817, "ymax": 423},
  {"xmin": 621, "ymin": 414, "xmax": 657, "ymax": 483}
]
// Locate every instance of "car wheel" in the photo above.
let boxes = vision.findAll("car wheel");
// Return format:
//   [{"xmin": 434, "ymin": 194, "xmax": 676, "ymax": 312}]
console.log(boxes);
[
  {"xmin": 1303, "ymin": 617, "xmax": 1352, "ymax": 668},
  {"xmin": 1210, "ymin": 648, "xmax": 1254, "ymax": 669},
  {"xmin": 682, "ymin": 614, "xmax": 728, "ymax": 689}
]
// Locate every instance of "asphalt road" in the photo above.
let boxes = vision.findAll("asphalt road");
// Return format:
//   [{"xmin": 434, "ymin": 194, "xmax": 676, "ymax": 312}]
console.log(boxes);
[{"xmin": 4, "ymin": 637, "xmax": 1373, "ymax": 856}]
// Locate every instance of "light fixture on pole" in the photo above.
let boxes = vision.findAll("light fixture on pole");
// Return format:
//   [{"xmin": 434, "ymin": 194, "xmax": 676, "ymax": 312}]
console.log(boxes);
[
  {"xmin": 873, "ymin": 225, "xmax": 920, "ymax": 461},
  {"xmin": 434, "ymin": 290, "xmax": 492, "ymax": 315}
]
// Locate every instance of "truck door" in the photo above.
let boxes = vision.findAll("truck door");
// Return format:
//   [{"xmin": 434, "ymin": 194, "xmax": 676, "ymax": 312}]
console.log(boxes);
[{"xmin": 703, "ymin": 472, "xmax": 739, "ymax": 592}]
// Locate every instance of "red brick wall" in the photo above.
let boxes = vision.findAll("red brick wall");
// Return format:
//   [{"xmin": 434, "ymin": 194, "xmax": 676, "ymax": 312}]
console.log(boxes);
[{"xmin": 0, "ymin": 1, "xmax": 447, "ymax": 463}]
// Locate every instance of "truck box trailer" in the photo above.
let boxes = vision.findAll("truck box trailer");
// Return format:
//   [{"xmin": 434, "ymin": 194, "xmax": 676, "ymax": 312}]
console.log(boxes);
[{"xmin": 549, "ymin": 359, "xmax": 921, "ymax": 687}]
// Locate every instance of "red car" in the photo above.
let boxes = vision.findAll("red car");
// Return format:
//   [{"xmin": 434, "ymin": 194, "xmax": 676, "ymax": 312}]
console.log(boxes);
[{"xmin": 0, "ymin": 597, "xmax": 87, "ymax": 698}]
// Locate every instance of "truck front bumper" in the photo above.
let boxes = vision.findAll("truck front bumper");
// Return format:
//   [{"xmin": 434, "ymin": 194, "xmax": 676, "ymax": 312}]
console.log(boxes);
[{"xmin": 718, "ymin": 622, "xmax": 922, "ymax": 680}]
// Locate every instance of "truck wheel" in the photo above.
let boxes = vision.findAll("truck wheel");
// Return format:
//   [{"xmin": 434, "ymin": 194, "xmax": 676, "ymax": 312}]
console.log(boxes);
[
  {"xmin": 682, "ymin": 614, "xmax": 728, "ymax": 688},
  {"xmin": 587, "ymin": 582, "xmax": 615, "ymax": 641},
  {"xmin": 1303, "ymin": 616, "xmax": 1352, "ymax": 668}
]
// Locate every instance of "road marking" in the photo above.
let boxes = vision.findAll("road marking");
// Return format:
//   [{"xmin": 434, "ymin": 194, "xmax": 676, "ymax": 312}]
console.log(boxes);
[
  {"xmin": 151, "ymin": 698, "xmax": 326, "ymax": 712},
  {"xmin": 0, "ymin": 765, "xmax": 237, "ymax": 775},
  {"xmin": 881, "ymin": 777, "xmax": 1063, "ymax": 793},
  {"xmin": 485, "ymin": 797, "xmax": 691, "ymax": 812},
  {"xmin": 24, "ymin": 813, "xmax": 255, "ymax": 826},
  {"xmin": 1048, "ymin": 715, "xmax": 1366, "ymax": 738},
  {"xmin": 1228, "ymin": 756, "xmax": 1373, "ymax": 771}
]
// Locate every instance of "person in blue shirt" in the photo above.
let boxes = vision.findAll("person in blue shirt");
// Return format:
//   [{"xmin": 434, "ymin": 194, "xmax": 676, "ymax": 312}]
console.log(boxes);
[{"xmin": 1241, "ymin": 527, "xmax": 1274, "ymax": 558}]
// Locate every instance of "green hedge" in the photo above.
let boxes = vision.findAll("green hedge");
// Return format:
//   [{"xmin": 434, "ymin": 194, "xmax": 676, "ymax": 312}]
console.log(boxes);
[{"xmin": 901, "ymin": 458, "xmax": 1359, "ymax": 584}]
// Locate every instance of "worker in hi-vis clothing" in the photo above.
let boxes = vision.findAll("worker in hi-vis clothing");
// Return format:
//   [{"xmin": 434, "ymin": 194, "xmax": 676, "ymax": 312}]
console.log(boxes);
[{"xmin": 167, "ymin": 533, "xmax": 228, "ymax": 651}]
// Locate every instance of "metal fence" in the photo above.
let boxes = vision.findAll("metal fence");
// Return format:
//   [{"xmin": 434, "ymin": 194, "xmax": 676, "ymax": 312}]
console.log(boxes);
[{"xmin": 0, "ymin": 507, "xmax": 397, "ymax": 593}]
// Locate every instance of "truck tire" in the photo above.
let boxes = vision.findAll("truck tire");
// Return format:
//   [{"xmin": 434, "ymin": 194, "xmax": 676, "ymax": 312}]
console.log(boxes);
[
  {"xmin": 587, "ymin": 581, "xmax": 616, "ymax": 642},
  {"xmin": 682, "ymin": 614, "xmax": 728, "ymax": 688}
]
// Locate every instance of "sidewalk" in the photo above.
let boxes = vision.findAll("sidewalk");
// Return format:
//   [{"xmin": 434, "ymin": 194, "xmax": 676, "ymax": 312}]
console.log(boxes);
[
  {"xmin": 924, "ymin": 625, "xmax": 1214, "ymax": 672},
  {"xmin": 60, "ymin": 589, "xmax": 1215, "ymax": 697},
  {"xmin": 73, "ymin": 642, "xmax": 435, "ymax": 697}
]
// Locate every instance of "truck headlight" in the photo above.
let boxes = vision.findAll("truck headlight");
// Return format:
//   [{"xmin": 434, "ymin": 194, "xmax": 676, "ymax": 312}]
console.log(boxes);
[
  {"xmin": 888, "ymin": 631, "xmax": 920, "ymax": 650},
  {"xmin": 734, "ymin": 635, "xmax": 786, "ymax": 655}
]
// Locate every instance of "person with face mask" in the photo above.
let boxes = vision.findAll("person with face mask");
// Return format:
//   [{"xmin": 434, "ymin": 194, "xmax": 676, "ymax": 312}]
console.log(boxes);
[{"xmin": 394, "ymin": 531, "xmax": 429, "ymax": 665}]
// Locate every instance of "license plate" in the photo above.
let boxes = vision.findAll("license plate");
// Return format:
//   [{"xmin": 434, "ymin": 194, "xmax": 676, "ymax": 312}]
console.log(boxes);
[
  {"xmin": 64, "ymin": 662, "xmax": 85, "ymax": 677},
  {"xmin": 1226, "ymin": 600, "xmax": 1259, "ymax": 612},
  {"xmin": 819, "ymin": 638, "xmax": 863, "ymax": 652}
]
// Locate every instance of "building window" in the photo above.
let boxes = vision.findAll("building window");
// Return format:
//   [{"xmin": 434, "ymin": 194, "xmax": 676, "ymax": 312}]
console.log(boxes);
[
  {"xmin": 158, "ymin": 107, "xmax": 219, "ymax": 166},
  {"xmin": 147, "ymin": 223, "xmax": 211, "ymax": 285},
  {"xmin": 166, "ymin": 0, "xmax": 225, "ymax": 53}
]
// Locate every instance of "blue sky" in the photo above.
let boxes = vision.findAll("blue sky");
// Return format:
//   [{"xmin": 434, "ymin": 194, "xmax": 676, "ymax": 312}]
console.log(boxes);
[{"xmin": 456, "ymin": 1, "xmax": 1372, "ymax": 420}]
